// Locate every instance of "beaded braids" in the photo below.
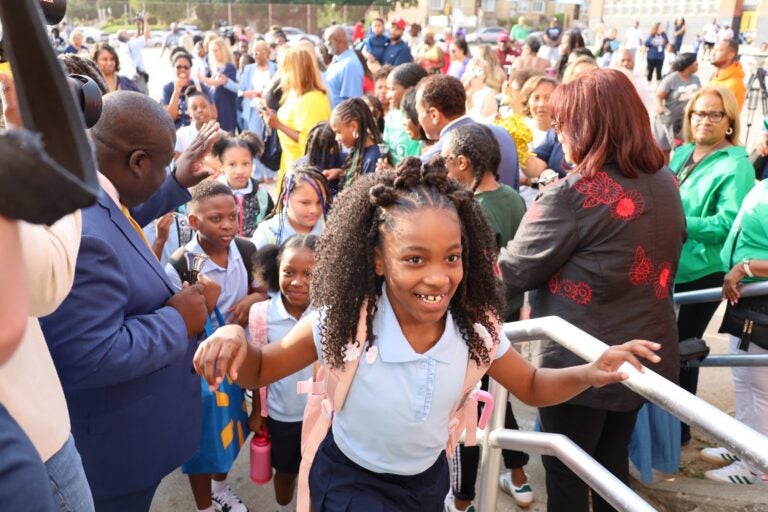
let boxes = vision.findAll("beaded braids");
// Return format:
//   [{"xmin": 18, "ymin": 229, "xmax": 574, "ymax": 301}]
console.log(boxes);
[
  {"xmin": 441, "ymin": 124, "xmax": 501, "ymax": 192},
  {"xmin": 252, "ymin": 234, "xmax": 319, "ymax": 293},
  {"xmin": 270, "ymin": 163, "xmax": 332, "ymax": 241},
  {"xmin": 312, "ymin": 157, "xmax": 504, "ymax": 369},
  {"xmin": 333, "ymin": 98, "xmax": 384, "ymax": 189}
]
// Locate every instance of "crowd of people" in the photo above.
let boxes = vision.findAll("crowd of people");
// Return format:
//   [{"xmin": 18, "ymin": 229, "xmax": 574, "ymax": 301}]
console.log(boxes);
[{"xmin": 2, "ymin": 10, "xmax": 768, "ymax": 512}]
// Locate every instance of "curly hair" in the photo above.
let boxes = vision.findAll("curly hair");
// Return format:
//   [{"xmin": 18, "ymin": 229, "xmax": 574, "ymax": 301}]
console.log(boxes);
[
  {"xmin": 212, "ymin": 130, "xmax": 265, "ymax": 160},
  {"xmin": 252, "ymin": 234, "xmax": 318, "ymax": 293},
  {"xmin": 442, "ymin": 124, "xmax": 501, "ymax": 190},
  {"xmin": 417, "ymin": 74, "xmax": 466, "ymax": 119},
  {"xmin": 312, "ymin": 157, "xmax": 504, "ymax": 369},
  {"xmin": 332, "ymin": 98, "xmax": 383, "ymax": 189}
]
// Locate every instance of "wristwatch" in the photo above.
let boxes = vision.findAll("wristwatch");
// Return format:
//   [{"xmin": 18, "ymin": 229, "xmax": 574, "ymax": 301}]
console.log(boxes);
[{"xmin": 742, "ymin": 258, "xmax": 754, "ymax": 278}]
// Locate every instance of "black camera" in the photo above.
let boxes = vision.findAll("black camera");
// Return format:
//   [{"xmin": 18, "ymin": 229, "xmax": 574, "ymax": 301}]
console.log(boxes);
[
  {"xmin": 38, "ymin": 0, "xmax": 67, "ymax": 25},
  {"xmin": 0, "ymin": 0, "xmax": 65, "ymax": 47},
  {"xmin": 135, "ymin": 10, "xmax": 145, "ymax": 23}
]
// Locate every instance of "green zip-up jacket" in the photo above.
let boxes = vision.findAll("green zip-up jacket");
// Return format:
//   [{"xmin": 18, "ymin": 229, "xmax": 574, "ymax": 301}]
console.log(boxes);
[{"xmin": 669, "ymin": 143, "xmax": 755, "ymax": 284}]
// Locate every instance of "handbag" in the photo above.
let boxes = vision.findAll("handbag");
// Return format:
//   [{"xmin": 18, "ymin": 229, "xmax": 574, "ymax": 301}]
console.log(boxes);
[
  {"xmin": 718, "ymin": 223, "xmax": 768, "ymax": 350},
  {"xmin": 678, "ymin": 337, "xmax": 710, "ymax": 364},
  {"xmin": 719, "ymin": 297, "xmax": 768, "ymax": 351}
]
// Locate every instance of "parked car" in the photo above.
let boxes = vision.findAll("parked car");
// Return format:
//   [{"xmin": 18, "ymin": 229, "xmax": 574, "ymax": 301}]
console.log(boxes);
[
  {"xmin": 148, "ymin": 30, "xmax": 164, "ymax": 47},
  {"xmin": 465, "ymin": 26, "xmax": 508, "ymax": 44},
  {"xmin": 281, "ymin": 26, "xmax": 322, "ymax": 46},
  {"xmin": 73, "ymin": 26, "xmax": 108, "ymax": 45}
]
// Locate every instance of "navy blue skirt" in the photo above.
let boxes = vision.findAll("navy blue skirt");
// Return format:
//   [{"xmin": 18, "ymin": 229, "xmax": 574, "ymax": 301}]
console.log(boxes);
[{"xmin": 309, "ymin": 431, "xmax": 449, "ymax": 512}]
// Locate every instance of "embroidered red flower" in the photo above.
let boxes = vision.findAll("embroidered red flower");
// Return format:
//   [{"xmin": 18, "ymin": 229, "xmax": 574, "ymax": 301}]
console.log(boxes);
[
  {"xmin": 548, "ymin": 269, "xmax": 592, "ymax": 305},
  {"xmin": 549, "ymin": 269, "xmax": 561, "ymax": 294},
  {"xmin": 610, "ymin": 189, "xmax": 645, "ymax": 221},
  {"xmin": 574, "ymin": 171, "xmax": 624, "ymax": 208},
  {"xmin": 654, "ymin": 262, "xmax": 672, "ymax": 299},
  {"xmin": 570, "ymin": 282, "xmax": 593, "ymax": 305},
  {"xmin": 629, "ymin": 246, "xmax": 654, "ymax": 285}
]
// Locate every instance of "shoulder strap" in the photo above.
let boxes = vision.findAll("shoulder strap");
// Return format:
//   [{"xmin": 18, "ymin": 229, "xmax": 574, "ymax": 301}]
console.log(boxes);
[
  {"xmin": 327, "ymin": 299, "xmax": 369, "ymax": 413},
  {"xmin": 169, "ymin": 246, "xmax": 190, "ymax": 283},
  {"xmin": 234, "ymin": 237, "xmax": 256, "ymax": 286},
  {"xmin": 247, "ymin": 299, "xmax": 270, "ymax": 348}
]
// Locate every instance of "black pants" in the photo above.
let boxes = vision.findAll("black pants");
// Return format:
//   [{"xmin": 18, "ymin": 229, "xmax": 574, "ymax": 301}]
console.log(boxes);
[
  {"xmin": 452, "ymin": 375, "xmax": 530, "ymax": 501},
  {"xmin": 674, "ymin": 272, "xmax": 725, "ymax": 443},
  {"xmin": 539, "ymin": 403, "xmax": 639, "ymax": 512},
  {"xmin": 646, "ymin": 58, "xmax": 663, "ymax": 81}
]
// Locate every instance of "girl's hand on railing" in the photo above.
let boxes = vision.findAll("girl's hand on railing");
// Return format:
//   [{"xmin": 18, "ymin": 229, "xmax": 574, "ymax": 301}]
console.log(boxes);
[{"xmin": 588, "ymin": 340, "xmax": 661, "ymax": 387}]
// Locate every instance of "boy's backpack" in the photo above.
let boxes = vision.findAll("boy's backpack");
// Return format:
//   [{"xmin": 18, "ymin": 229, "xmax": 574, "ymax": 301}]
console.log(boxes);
[
  {"xmin": 294, "ymin": 301, "xmax": 497, "ymax": 512},
  {"xmin": 169, "ymin": 237, "xmax": 256, "ymax": 287},
  {"xmin": 247, "ymin": 299, "xmax": 270, "ymax": 418}
]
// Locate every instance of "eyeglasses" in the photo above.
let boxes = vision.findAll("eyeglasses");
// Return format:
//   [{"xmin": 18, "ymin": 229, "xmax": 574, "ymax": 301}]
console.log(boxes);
[
  {"xmin": 690, "ymin": 110, "xmax": 726, "ymax": 123},
  {"xmin": 175, "ymin": 65, "xmax": 191, "ymax": 70}
]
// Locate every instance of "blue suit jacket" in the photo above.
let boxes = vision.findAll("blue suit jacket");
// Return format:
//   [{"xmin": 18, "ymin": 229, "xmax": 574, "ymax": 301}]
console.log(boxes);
[
  {"xmin": 40, "ymin": 175, "xmax": 200, "ymax": 499},
  {"xmin": 238, "ymin": 61, "xmax": 277, "ymax": 135},
  {"xmin": 421, "ymin": 117, "xmax": 520, "ymax": 190}
]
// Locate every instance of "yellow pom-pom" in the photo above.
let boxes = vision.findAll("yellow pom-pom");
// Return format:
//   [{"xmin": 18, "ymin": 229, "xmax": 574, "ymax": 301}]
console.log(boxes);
[{"xmin": 494, "ymin": 114, "xmax": 533, "ymax": 164}]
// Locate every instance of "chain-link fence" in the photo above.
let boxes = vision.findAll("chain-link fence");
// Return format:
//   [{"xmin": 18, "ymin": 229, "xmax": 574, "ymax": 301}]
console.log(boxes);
[{"xmin": 65, "ymin": 1, "xmax": 388, "ymax": 36}]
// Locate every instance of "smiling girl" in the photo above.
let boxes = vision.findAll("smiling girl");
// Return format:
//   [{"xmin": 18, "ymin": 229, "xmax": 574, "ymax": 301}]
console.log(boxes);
[
  {"xmin": 250, "ymin": 164, "xmax": 331, "ymax": 249},
  {"xmin": 196, "ymin": 157, "xmax": 662, "ymax": 511}
]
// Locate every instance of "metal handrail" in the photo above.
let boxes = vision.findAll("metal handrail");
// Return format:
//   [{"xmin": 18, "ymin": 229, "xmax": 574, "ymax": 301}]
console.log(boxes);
[
  {"xmin": 476, "ymin": 316, "xmax": 768, "ymax": 512},
  {"xmin": 476, "ymin": 379, "xmax": 657, "ymax": 512},
  {"xmin": 503, "ymin": 317, "xmax": 768, "ymax": 472},
  {"xmin": 673, "ymin": 280, "xmax": 768, "ymax": 305}
]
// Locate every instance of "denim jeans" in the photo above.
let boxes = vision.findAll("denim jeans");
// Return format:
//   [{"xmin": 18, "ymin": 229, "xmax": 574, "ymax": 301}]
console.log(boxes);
[{"xmin": 46, "ymin": 434, "xmax": 95, "ymax": 512}]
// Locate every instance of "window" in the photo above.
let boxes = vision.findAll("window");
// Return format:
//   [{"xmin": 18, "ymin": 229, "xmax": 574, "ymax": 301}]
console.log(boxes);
[
  {"xmin": 531, "ymin": 1, "xmax": 545, "ymax": 13},
  {"xmin": 517, "ymin": 1, "xmax": 529, "ymax": 13},
  {"xmin": 430, "ymin": 0, "xmax": 444, "ymax": 10},
  {"xmin": 484, "ymin": 0, "xmax": 496, "ymax": 11}
]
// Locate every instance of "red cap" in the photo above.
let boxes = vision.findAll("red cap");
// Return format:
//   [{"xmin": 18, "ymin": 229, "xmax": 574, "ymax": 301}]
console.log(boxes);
[
  {"xmin": 391, "ymin": 17, "xmax": 407, "ymax": 30},
  {"xmin": 498, "ymin": 31, "xmax": 510, "ymax": 42}
]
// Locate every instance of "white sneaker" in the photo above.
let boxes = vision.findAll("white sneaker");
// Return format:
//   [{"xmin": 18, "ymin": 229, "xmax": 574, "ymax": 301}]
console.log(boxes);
[
  {"xmin": 704, "ymin": 461, "xmax": 758, "ymax": 485},
  {"xmin": 211, "ymin": 485, "xmax": 248, "ymax": 512},
  {"xmin": 700, "ymin": 446, "xmax": 741, "ymax": 465},
  {"xmin": 499, "ymin": 471, "xmax": 534, "ymax": 508},
  {"xmin": 443, "ymin": 493, "xmax": 475, "ymax": 512}
]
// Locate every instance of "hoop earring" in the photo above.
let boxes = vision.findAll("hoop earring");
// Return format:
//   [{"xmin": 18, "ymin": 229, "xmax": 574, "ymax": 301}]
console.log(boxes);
[{"xmin": 726, "ymin": 127, "xmax": 733, "ymax": 135}]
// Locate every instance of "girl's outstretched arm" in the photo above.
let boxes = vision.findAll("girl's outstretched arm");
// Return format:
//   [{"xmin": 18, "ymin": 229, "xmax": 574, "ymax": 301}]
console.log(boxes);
[
  {"xmin": 194, "ymin": 315, "xmax": 318, "ymax": 390},
  {"xmin": 487, "ymin": 340, "xmax": 661, "ymax": 407}
]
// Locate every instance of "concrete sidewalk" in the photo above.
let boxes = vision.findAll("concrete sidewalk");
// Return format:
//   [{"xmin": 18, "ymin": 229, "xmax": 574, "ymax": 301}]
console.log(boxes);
[{"xmin": 150, "ymin": 303, "xmax": 767, "ymax": 512}]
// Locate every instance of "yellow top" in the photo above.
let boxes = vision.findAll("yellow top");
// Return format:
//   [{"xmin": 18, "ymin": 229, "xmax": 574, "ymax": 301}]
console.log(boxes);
[{"xmin": 277, "ymin": 90, "xmax": 331, "ymax": 178}]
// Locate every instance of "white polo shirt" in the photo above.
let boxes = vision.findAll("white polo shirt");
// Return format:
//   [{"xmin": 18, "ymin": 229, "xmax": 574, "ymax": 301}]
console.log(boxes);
[
  {"xmin": 311, "ymin": 286, "xmax": 510, "ymax": 475},
  {"xmin": 266, "ymin": 295, "xmax": 314, "ymax": 422},
  {"xmin": 164, "ymin": 236, "xmax": 249, "ymax": 329}
]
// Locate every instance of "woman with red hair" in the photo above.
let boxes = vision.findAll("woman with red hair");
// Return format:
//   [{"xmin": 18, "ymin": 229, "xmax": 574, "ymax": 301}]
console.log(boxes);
[{"xmin": 499, "ymin": 69, "xmax": 686, "ymax": 512}]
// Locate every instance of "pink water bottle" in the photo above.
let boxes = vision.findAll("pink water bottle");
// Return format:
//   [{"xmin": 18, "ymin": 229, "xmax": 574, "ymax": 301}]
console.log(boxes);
[{"xmin": 250, "ymin": 431, "xmax": 272, "ymax": 485}]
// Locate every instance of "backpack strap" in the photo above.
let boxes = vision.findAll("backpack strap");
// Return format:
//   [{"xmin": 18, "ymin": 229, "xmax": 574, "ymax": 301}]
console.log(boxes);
[
  {"xmin": 445, "ymin": 318, "xmax": 501, "ymax": 458},
  {"xmin": 255, "ymin": 185, "xmax": 275, "ymax": 224},
  {"xmin": 248, "ymin": 299, "xmax": 271, "ymax": 418},
  {"xmin": 168, "ymin": 246, "xmax": 190, "ymax": 284},
  {"xmin": 234, "ymin": 237, "xmax": 256, "ymax": 289}
]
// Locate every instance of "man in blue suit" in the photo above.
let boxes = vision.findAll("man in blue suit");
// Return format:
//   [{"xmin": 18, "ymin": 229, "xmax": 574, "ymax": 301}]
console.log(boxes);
[
  {"xmin": 416, "ymin": 74, "xmax": 520, "ymax": 190},
  {"xmin": 40, "ymin": 92, "xmax": 219, "ymax": 511}
]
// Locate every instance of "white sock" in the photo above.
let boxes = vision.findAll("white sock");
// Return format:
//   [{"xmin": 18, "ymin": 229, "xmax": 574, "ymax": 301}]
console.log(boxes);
[{"xmin": 211, "ymin": 478, "xmax": 227, "ymax": 494}]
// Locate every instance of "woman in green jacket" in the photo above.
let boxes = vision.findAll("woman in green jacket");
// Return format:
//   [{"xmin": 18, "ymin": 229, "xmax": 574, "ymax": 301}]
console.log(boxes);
[{"xmin": 669, "ymin": 85, "xmax": 755, "ymax": 445}]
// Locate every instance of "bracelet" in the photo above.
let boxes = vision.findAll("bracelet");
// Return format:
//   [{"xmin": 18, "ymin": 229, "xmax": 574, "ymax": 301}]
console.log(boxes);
[{"xmin": 743, "ymin": 258, "xmax": 754, "ymax": 278}]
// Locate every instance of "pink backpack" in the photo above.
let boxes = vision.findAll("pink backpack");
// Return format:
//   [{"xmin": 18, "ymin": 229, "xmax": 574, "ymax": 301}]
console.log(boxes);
[
  {"xmin": 294, "ymin": 301, "xmax": 498, "ymax": 512},
  {"xmin": 247, "ymin": 300, "xmax": 270, "ymax": 418}
]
